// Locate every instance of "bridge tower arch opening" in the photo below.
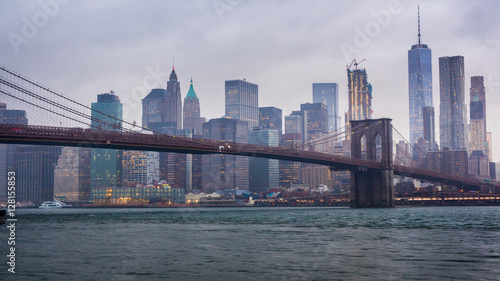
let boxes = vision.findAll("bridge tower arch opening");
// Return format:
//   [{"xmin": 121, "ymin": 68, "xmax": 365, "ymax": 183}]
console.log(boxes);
[{"xmin": 350, "ymin": 118, "xmax": 394, "ymax": 207}]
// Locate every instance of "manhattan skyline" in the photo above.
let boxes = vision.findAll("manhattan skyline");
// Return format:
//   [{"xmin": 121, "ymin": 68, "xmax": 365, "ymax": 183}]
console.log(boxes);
[{"xmin": 1, "ymin": 0, "xmax": 499, "ymax": 161}]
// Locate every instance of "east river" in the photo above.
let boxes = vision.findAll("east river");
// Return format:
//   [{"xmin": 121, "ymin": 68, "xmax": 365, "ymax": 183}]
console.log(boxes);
[{"xmin": 0, "ymin": 206, "xmax": 499, "ymax": 280}]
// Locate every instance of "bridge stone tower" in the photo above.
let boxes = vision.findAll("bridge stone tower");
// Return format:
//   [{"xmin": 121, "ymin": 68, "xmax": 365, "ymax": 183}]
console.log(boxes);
[{"xmin": 350, "ymin": 118, "xmax": 394, "ymax": 207}]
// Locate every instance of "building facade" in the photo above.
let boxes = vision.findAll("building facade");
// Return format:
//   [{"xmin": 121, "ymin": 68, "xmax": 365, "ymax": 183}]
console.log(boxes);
[
  {"xmin": 439, "ymin": 56, "xmax": 467, "ymax": 151},
  {"xmin": 225, "ymin": 79, "xmax": 258, "ymax": 131}
]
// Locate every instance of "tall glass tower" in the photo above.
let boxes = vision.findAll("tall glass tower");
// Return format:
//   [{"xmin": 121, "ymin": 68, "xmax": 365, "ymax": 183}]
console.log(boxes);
[
  {"xmin": 439, "ymin": 56, "xmax": 466, "ymax": 151},
  {"xmin": 91, "ymin": 92, "xmax": 123, "ymax": 188},
  {"xmin": 408, "ymin": 7, "xmax": 433, "ymax": 148},
  {"xmin": 225, "ymin": 79, "xmax": 259, "ymax": 131}
]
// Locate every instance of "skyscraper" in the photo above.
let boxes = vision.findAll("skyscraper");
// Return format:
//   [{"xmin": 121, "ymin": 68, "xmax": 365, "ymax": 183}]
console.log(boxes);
[
  {"xmin": 313, "ymin": 83, "xmax": 340, "ymax": 133},
  {"xmin": 439, "ymin": 56, "xmax": 467, "ymax": 151},
  {"xmin": 346, "ymin": 67, "xmax": 372, "ymax": 140},
  {"xmin": 183, "ymin": 79, "xmax": 206, "ymax": 192},
  {"xmin": 202, "ymin": 118, "xmax": 249, "ymax": 192},
  {"xmin": 183, "ymin": 78, "xmax": 205, "ymax": 135},
  {"xmin": 91, "ymin": 92, "xmax": 123, "ymax": 188},
  {"xmin": 469, "ymin": 76, "xmax": 488, "ymax": 158},
  {"xmin": 249, "ymin": 127, "xmax": 279, "ymax": 193},
  {"xmin": 142, "ymin": 88, "xmax": 171, "ymax": 132},
  {"xmin": 166, "ymin": 67, "xmax": 182, "ymax": 130},
  {"xmin": 408, "ymin": 8, "xmax": 433, "ymax": 148},
  {"xmin": 225, "ymin": 79, "xmax": 258, "ymax": 131}
]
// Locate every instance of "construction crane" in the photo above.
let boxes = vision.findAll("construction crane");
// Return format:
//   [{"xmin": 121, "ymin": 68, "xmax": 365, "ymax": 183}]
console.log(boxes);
[{"xmin": 347, "ymin": 58, "xmax": 366, "ymax": 71}]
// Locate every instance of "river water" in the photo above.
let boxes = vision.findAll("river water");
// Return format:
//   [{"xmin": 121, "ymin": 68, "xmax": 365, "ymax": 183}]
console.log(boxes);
[{"xmin": 1, "ymin": 206, "xmax": 499, "ymax": 280}]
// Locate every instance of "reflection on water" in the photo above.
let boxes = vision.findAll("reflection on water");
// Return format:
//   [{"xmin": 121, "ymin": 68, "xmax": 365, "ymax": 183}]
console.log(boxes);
[{"xmin": 0, "ymin": 206, "xmax": 499, "ymax": 280}]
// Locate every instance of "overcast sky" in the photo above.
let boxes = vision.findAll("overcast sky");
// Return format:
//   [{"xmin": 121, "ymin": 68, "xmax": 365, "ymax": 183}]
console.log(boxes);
[{"xmin": 1, "ymin": 0, "xmax": 500, "ymax": 161}]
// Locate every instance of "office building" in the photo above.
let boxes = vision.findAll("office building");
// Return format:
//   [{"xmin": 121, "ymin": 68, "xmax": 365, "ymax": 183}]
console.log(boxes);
[
  {"xmin": 439, "ymin": 56, "xmax": 467, "ymax": 151},
  {"xmin": 249, "ymin": 127, "xmax": 279, "ymax": 193},
  {"xmin": 279, "ymin": 133, "xmax": 303, "ymax": 188},
  {"xmin": 202, "ymin": 118, "xmax": 249, "ymax": 192},
  {"xmin": 53, "ymin": 147, "xmax": 91, "ymax": 202},
  {"xmin": 259, "ymin": 106, "xmax": 282, "ymax": 139},
  {"xmin": 183, "ymin": 78, "xmax": 206, "ymax": 135},
  {"xmin": 285, "ymin": 111, "xmax": 307, "ymax": 143},
  {"xmin": 408, "ymin": 8, "xmax": 433, "ymax": 147},
  {"xmin": 425, "ymin": 148, "xmax": 468, "ymax": 179},
  {"xmin": 91, "ymin": 92, "xmax": 123, "ymax": 188},
  {"xmin": 183, "ymin": 79, "xmax": 206, "ymax": 191},
  {"xmin": 300, "ymin": 103, "xmax": 328, "ymax": 140},
  {"xmin": 0, "ymin": 104, "xmax": 28, "ymax": 202},
  {"xmin": 225, "ymin": 79, "xmax": 258, "ymax": 130},
  {"xmin": 17, "ymin": 145, "xmax": 62, "ymax": 203},
  {"xmin": 166, "ymin": 67, "xmax": 182, "ymax": 130},
  {"xmin": 313, "ymin": 83, "xmax": 341, "ymax": 133}
]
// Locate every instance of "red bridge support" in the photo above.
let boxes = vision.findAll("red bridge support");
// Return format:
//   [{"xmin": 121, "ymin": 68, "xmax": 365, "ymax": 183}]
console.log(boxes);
[{"xmin": 350, "ymin": 118, "xmax": 395, "ymax": 207}]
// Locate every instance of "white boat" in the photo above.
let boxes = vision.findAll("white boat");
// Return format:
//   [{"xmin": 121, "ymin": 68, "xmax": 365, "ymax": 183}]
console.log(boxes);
[{"xmin": 39, "ymin": 201, "xmax": 65, "ymax": 208}]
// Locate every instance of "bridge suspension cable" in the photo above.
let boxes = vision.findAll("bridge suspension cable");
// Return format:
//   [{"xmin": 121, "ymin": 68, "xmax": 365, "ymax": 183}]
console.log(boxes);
[{"xmin": 0, "ymin": 65, "xmax": 156, "ymax": 134}]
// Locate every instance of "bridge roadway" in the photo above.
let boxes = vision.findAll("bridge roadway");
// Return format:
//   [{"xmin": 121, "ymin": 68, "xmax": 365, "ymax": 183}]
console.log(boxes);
[{"xmin": 0, "ymin": 124, "xmax": 497, "ymax": 191}]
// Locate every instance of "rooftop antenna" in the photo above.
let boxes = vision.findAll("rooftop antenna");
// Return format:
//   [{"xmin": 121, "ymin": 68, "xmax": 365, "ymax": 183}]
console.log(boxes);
[
  {"xmin": 172, "ymin": 56, "xmax": 175, "ymax": 70},
  {"xmin": 417, "ymin": 6, "xmax": 422, "ymax": 46}
]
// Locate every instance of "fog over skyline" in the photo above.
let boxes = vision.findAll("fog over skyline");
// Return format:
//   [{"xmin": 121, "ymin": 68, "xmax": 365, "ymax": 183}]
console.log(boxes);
[{"xmin": 1, "ymin": 0, "xmax": 500, "ymax": 161}]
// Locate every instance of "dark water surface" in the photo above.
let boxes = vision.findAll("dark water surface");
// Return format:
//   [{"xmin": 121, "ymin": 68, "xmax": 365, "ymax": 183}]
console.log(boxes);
[{"xmin": 1, "ymin": 206, "xmax": 499, "ymax": 280}]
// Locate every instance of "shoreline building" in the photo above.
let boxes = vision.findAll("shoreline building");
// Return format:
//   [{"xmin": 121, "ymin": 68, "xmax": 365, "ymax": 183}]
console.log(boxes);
[
  {"xmin": 408, "ymin": 8, "xmax": 433, "ymax": 152},
  {"xmin": 439, "ymin": 56, "xmax": 467, "ymax": 151}
]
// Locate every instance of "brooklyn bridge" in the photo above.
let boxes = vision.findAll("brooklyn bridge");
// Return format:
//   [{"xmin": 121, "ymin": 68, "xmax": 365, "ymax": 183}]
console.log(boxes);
[{"xmin": 0, "ymin": 65, "xmax": 498, "ymax": 207}]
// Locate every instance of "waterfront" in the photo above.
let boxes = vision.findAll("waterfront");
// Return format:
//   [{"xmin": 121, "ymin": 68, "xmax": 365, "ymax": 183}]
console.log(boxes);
[{"xmin": 1, "ymin": 206, "xmax": 499, "ymax": 280}]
